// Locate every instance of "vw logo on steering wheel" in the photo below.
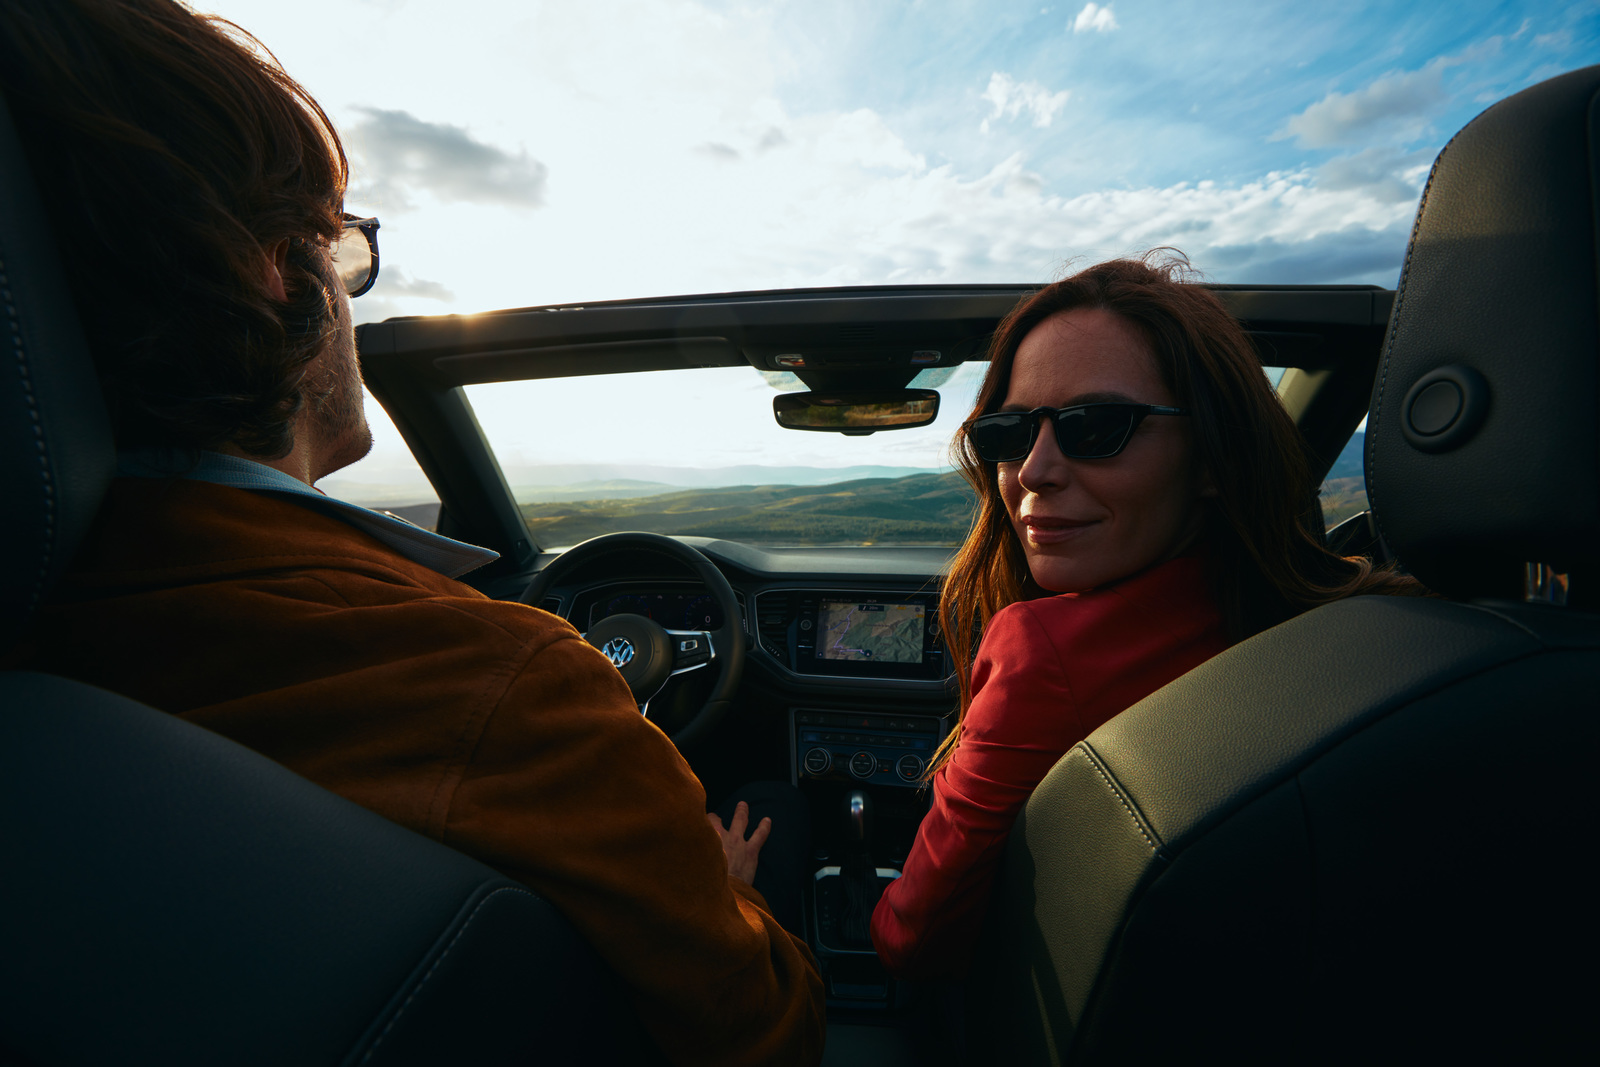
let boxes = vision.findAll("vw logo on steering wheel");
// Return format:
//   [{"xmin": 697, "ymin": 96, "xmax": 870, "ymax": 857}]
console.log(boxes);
[{"xmin": 601, "ymin": 636, "xmax": 635, "ymax": 668}]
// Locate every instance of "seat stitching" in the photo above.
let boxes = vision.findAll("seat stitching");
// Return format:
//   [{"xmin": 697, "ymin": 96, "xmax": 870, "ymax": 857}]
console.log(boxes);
[
  {"xmin": 1368, "ymin": 131, "xmax": 1458, "ymax": 554},
  {"xmin": 358, "ymin": 884, "xmax": 541, "ymax": 1064},
  {"xmin": 1451, "ymin": 600, "xmax": 1595, "ymax": 645},
  {"xmin": 1077, "ymin": 742, "xmax": 1159, "ymax": 853},
  {"xmin": 0, "ymin": 251, "xmax": 55, "ymax": 618}
]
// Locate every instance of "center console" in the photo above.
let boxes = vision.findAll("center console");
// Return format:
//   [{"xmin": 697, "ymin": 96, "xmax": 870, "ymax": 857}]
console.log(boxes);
[
  {"xmin": 754, "ymin": 589, "xmax": 946, "ymax": 681},
  {"xmin": 753, "ymin": 587, "xmax": 954, "ymax": 1011},
  {"xmin": 790, "ymin": 708, "xmax": 948, "ymax": 1009},
  {"xmin": 791, "ymin": 708, "xmax": 943, "ymax": 788}
]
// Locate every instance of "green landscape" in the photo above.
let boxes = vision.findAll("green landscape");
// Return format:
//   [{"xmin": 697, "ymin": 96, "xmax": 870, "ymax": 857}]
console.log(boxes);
[
  {"xmin": 518, "ymin": 471, "xmax": 977, "ymax": 546},
  {"xmin": 1317, "ymin": 476, "xmax": 1368, "ymax": 529},
  {"xmin": 516, "ymin": 464, "xmax": 1369, "ymax": 547}
]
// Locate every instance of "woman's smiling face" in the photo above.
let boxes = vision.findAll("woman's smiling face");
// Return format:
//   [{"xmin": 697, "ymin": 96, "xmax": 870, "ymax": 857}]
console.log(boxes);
[{"xmin": 997, "ymin": 307, "xmax": 1213, "ymax": 593}]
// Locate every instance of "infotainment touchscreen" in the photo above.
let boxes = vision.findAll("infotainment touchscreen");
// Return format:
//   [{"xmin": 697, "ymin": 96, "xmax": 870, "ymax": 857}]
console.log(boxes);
[{"xmin": 816, "ymin": 601, "xmax": 924, "ymax": 664}]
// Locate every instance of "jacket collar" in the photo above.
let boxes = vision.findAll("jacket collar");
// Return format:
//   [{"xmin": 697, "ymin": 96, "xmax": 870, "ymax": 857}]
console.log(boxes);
[{"xmin": 116, "ymin": 449, "xmax": 499, "ymax": 579}]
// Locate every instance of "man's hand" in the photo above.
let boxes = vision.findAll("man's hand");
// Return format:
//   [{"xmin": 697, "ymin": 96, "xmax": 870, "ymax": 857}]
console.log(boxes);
[{"xmin": 708, "ymin": 801, "xmax": 772, "ymax": 886}]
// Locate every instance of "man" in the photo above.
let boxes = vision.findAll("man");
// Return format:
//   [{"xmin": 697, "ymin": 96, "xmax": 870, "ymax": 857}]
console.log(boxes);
[{"xmin": 0, "ymin": 2, "xmax": 823, "ymax": 1064}]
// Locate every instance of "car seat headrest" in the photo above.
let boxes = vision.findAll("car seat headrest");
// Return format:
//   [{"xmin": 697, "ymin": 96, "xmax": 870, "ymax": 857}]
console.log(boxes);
[
  {"xmin": 0, "ymin": 94, "xmax": 115, "ymax": 650},
  {"xmin": 1366, "ymin": 65, "xmax": 1600, "ymax": 604}
]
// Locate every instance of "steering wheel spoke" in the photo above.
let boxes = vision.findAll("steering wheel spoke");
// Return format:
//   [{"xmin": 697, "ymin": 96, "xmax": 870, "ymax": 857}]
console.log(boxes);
[
  {"xmin": 517, "ymin": 533, "xmax": 745, "ymax": 749},
  {"xmin": 665, "ymin": 629, "xmax": 714, "ymax": 675}
]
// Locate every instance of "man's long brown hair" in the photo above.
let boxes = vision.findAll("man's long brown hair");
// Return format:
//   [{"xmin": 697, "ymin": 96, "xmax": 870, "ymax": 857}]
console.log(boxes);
[
  {"xmin": 927, "ymin": 254, "xmax": 1419, "ymax": 777},
  {"xmin": 0, "ymin": 0, "xmax": 348, "ymax": 458}
]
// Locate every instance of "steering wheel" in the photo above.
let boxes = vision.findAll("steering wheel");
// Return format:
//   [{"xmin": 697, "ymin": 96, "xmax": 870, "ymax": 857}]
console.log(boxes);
[{"xmin": 519, "ymin": 532, "xmax": 745, "ymax": 749}]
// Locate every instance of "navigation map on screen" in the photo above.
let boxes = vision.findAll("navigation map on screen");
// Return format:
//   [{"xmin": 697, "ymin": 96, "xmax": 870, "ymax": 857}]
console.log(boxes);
[{"xmin": 817, "ymin": 601, "xmax": 924, "ymax": 663}]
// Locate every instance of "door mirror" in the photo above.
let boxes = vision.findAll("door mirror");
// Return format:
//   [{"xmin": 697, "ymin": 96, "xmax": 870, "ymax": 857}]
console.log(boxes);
[{"xmin": 772, "ymin": 389, "xmax": 940, "ymax": 436}]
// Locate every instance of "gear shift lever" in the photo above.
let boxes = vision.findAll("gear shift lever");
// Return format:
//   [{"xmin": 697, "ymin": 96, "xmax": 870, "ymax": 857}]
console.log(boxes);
[
  {"xmin": 848, "ymin": 790, "xmax": 869, "ymax": 843},
  {"xmin": 838, "ymin": 790, "xmax": 880, "ymax": 948}
]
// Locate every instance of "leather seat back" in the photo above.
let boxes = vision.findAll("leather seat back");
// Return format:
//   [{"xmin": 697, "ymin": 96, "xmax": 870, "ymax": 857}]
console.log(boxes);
[
  {"xmin": 968, "ymin": 65, "xmax": 1600, "ymax": 1063},
  {"xmin": 1, "ymin": 672, "xmax": 632, "ymax": 1066}
]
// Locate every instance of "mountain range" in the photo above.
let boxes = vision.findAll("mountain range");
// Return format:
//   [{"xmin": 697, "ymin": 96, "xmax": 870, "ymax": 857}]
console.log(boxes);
[{"xmin": 367, "ymin": 434, "xmax": 1371, "ymax": 544}]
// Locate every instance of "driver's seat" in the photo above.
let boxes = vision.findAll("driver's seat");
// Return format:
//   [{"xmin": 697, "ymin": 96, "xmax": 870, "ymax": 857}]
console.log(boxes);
[
  {"xmin": 967, "ymin": 66, "xmax": 1599, "ymax": 1062},
  {"xmin": 0, "ymin": 95, "xmax": 624, "ymax": 1065}
]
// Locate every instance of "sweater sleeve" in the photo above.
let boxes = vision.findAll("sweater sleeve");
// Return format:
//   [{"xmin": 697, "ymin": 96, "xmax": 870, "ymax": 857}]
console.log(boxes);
[
  {"xmin": 870, "ymin": 602, "xmax": 1090, "ymax": 979},
  {"xmin": 442, "ymin": 632, "xmax": 824, "ymax": 1067}
]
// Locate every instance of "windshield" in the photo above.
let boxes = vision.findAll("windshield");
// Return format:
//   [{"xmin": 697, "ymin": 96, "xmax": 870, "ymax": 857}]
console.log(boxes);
[
  {"xmin": 459, "ymin": 364, "xmax": 1299, "ymax": 548},
  {"xmin": 465, "ymin": 365, "xmax": 984, "ymax": 547}
]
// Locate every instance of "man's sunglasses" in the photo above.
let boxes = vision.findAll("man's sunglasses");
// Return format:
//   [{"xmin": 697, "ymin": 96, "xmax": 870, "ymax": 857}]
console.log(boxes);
[
  {"xmin": 965, "ymin": 402, "xmax": 1190, "ymax": 463},
  {"xmin": 330, "ymin": 214, "xmax": 380, "ymax": 297}
]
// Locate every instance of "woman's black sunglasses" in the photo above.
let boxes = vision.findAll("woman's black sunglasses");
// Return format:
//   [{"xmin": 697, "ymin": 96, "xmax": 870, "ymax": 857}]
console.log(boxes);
[
  {"xmin": 966, "ymin": 402, "xmax": 1190, "ymax": 463},
  {"xmin": 330, "ymin": 214, "xmax": 380, "ymax": 297}
]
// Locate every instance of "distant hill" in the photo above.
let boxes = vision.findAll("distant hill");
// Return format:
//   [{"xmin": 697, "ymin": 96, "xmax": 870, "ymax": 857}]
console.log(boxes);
[
  {"xmin": 1319, "ymin": 476, "xmax": 1368, "ymax": 529},
  {"xmin": 519, "ymin": 470, "xmax": 976, "ymax": 546},
  {"xmin": 514, "ymin": 479, "xmax": 684, "ymax": 503},
  {"xmin": 356, "ymin": 446, "xmax": 1373, "ymax": 543},
  {"xmin": 1318, "ymin": 431, "xmax": 1368, "ymax": 528},
  {"xmin": 503, "ymin": 462, "xmax": 945, "ymax": 494},
  {"xmin": 1326, "ymin": 431, "xmax": 1365, "ymax": 480}
]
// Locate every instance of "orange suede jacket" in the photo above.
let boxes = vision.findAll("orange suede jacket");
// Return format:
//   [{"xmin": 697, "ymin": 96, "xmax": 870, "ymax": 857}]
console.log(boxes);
[{"xmin": 16, "ymin": 478, "xmax": 824, "ymax": 1067}]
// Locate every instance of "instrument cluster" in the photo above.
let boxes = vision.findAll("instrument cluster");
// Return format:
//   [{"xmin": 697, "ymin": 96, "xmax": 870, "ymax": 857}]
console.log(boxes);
[{"xmin": 577, "ymin": 585, "xmax": 725, "ymax": 632}]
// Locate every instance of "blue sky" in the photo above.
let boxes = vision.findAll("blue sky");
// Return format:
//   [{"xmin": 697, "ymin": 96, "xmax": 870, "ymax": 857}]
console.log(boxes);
[
  {"xmin": 206, "ymin": 0, "xmax": 1599, "ymax": 318},
  {"xmin": 197, "ymin": 0, "xmax": 1597, "ymax": 496}
]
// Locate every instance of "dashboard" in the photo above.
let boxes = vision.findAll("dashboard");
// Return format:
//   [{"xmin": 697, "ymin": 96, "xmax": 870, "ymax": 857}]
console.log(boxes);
[
  {"xmin": 522, "ymin": 539, "xmax": 958, "ymax": 795},
  {"xmin": 519, "ymin": 536, "xmax": 955, "ymax": 1010},
  {"xmin": 571, "ymin": 580, "xmax": 946, "ymax": 680}
]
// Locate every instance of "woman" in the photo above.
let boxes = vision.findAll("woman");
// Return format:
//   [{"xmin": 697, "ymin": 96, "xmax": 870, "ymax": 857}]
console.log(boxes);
[{"xmin": 870, "ymin": 254, "xmax": 1417, "ymax": 979}]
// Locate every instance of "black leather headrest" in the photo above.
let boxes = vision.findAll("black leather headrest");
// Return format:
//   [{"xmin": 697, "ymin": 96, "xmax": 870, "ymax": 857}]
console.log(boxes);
[
  {"xmin": 0, "ymin": 94, "xmax": 115, "ymax": 650},
  {"xmin": 1366, "ymin": 66, "xmax": 1600, "ymax": 602}
]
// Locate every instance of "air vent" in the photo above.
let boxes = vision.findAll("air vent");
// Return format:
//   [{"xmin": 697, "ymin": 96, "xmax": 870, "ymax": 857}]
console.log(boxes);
[
  {"xmin": 754, "ymin": 592, "xmax": 794, "ymax": 662},
  {"xmin": 539, "ymin": 597, "xmax": 562, "ymax": 615}
]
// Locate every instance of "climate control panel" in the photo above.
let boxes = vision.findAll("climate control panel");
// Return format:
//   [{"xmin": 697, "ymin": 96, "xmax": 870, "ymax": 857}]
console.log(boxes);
[{"xmin": 791, "ymin": 708, "xmax": 945, "ymax": 789}]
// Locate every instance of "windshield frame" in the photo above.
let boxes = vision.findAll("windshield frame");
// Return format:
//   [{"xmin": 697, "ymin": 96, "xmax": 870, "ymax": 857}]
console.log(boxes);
[{"xmin": 355, "ymin": 283, "xmax": 1392, "ymax": 575}]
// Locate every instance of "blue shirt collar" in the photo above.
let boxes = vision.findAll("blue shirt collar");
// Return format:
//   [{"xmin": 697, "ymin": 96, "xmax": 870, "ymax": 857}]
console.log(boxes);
[{"xmin": 116, "ymin": 449, "xmax": 500, "ymax": 580}]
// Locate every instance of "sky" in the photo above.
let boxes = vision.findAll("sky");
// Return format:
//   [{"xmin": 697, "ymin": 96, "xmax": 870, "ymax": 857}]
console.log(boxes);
[{"xmin": 194, "ymin": 0, "xmax": 1599, "ymax": 501}]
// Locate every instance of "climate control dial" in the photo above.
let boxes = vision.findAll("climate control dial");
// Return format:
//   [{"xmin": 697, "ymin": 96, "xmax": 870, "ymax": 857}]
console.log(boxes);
[
  {"xmin": 895, "ymin": 754, "xmax": 925, "ymax": 782},
  {"xmin": 803, "ymin": 747, "xmax": 832, "ymax": 776},
  {"xmin": 849, "ymin": 751, "xmax": 877, "ymax": 779}
]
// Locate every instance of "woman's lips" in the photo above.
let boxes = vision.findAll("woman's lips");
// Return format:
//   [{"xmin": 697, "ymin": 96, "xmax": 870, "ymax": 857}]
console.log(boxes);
[{"xmin": 1021, "ymin": 516, "xmax": 1097, "ymax": 545}]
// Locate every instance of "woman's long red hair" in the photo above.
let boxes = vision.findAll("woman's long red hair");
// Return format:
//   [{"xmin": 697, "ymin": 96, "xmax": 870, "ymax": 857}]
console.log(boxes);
[{"xmin": 928, "ymin": 253, "xmax": 1420, "ymax": 777}]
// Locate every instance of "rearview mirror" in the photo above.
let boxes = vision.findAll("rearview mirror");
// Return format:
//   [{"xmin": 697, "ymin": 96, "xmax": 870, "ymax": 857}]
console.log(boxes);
[{"xmin": 772, "ymin": 389, "xmax": 940, "ymax": 435}]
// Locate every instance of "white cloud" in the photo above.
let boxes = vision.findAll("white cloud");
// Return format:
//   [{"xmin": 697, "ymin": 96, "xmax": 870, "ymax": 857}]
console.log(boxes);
[
  {"xmin": 189, "ymin": 0, "xmax": 1441, "ymax": 487},
  {"xmin": 1314, "ymin": 146, "xmax": 1433, "ymax": 205},
  {"xmin": 379, "ymin": 268, "xmax": 454, "ymax": 301},
  {"xmin": 1072, "ymin": 3, "xmax": 1118, "ymax": 34},
  {"xmin": 345, "ymin": 107, "xmax": 548, "ymax": 210},
  {"xmin": 348, "ymin": 265, "xmax": 454, "ymax": 327},
  {"xmin": 694, "ymin": 141, "xmax": 742, "ymax": 160},
  {"xmin": 1279, "ymin": 63, "xmax": 1448, "ymax": 148},
  {"xmin": 979, "ymin": 72, "xmax": 1071, "ymax": 133},
  {"xmin": 209, "ymin": 0, "xmax": 1416, "ymax": 312}
]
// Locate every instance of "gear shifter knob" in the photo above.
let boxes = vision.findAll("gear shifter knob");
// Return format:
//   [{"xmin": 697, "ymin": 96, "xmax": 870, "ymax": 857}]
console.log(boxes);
[
  {"xmin": 838, "ymin": 790, "xmax": 879, "ymax": 949},
  {"xmin": 847, "ymin": 790, "xmax": 871, "ymax": 842}
]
